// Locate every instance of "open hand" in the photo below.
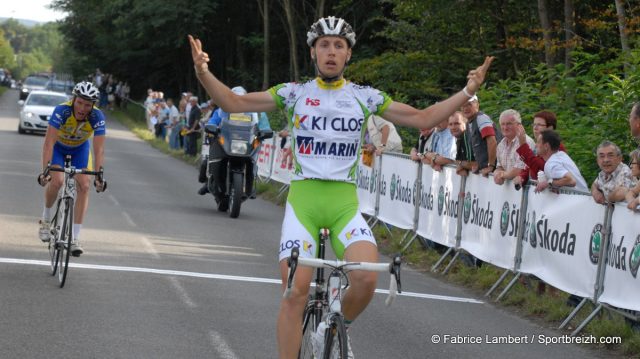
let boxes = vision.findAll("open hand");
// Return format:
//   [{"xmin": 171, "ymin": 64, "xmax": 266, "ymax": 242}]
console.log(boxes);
[
  {"xmin": 188, "ymin": 35, "xmax": 210, "ymax": 73},
  {"xmin": 466, "ymin": 56, "xmax": 495, "ymax": 94}
]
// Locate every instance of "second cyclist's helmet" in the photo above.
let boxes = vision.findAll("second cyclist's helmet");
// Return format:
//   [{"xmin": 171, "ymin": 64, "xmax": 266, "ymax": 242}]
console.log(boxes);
[
  {"xmin": 72, "ymin": 81, "xmax": 100, "ymax": 102},
  {"xmin": 306, "ymin": 16, "xmax": 356, "ymax": 48}
]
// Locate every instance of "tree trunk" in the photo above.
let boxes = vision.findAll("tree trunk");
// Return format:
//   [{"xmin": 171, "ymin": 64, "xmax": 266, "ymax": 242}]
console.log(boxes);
[
  {"xmin": 614, "ymin": 0, "xmax": 631, "ymax": 76},
  {"xmin": 564, "ymin": 0, "xmax": 575, "ymax": 70},
  {"xmin": 257, "ymin": 0, "xmax": 270, "ymax": 90},
  {"xmin": 281, "ymin": 0, "xmax": 300, "ymax": 82},
  {"xmin": 316, "ymin": 0, "xmax": 326, "ymax": 19},
  {"xmin": 537, "ymin": 0, "xmax": 554, "ymax": 67}
]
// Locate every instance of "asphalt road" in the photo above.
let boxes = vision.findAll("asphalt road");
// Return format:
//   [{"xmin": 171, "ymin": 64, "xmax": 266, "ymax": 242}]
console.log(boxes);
[{"xmin": 0, "ymin": 88, "xmax": 611, "ymax": 358}]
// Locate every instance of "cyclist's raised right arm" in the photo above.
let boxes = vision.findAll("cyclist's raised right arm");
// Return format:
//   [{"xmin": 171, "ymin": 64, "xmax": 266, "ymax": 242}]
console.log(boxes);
[{"xmin": 189, "ymin": 35, "xmax": 276, "ymax": 113}]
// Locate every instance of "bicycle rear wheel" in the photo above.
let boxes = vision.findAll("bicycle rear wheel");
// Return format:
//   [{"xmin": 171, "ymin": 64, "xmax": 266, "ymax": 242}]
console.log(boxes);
[
  {"xmin": 299, "ymin": 301, "xmax": 322, "ymax": 359},
  {"xmin": 323, "ymin": 314, "xmax": 349, "ymax": 359},
  {"xmin": 49, "ymin": 198, "xmax": 63, "ymax": 275},
  {"xmin": 57, "ymin": 199, "xmax": 73, "ymax": 288}
]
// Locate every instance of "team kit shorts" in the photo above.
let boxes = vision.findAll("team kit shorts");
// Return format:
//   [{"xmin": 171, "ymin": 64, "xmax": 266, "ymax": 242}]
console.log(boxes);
[
  {"xmin": 278, "ymin": 180, "xmax": 376, "ymax": 262},
  {"xmin": 51, "ymin": 141, "xmax": 93, "ymax": 169}
]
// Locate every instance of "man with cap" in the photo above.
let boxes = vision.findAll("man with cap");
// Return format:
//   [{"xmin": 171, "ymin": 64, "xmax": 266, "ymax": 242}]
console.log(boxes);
[{"xmin": 461, "ymin": 94, "xmax": 502, "ymax": 176}]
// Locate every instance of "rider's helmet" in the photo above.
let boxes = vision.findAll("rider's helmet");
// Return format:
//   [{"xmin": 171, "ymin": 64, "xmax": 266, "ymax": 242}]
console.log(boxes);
[
  {"xmin": 72, "ymin": 81, "xmax": 100, "ymax": 102},
  {"xmin": 306, "ymin": 16, "xmax": 356, "ymax": 48},
  {"xmin": 231, "ymin": 86, "xmax": 247, "ymax": 96}
]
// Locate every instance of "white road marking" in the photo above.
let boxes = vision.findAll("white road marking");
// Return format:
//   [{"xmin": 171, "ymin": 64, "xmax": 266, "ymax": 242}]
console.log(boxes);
[
  {"xmin": 168, "ymin": 276, "xmax": 196, "ymax": 308},
  {"xmin": 121, "ymin": 211, "xmax": 136, "ymax": 227},
  {"xmin": 108, "ymin": 194, "xmax": 120, "ymax": 206},
  {"xmin": 209, "ymin": 331, "xmax": 239, "ymax": 359},
  {"xmin": 0, "ymin": 257, "xmax": 484, "ymax": 304}
]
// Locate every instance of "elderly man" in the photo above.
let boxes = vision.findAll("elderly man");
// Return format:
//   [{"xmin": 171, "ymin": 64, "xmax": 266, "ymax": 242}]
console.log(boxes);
[
  {"xmin": 535, "ymin": 130, "xmax": 588, "ymax": 193},
  {"xmin": 184, "ymin": 96, "xmax": 201, "ymax": 156},
  {"xmin": 494, "ymin": 109, "xmax": 535, "ymax": 185},
  {"xmin": 591, "ymin": 141, "xmax": 636, "ymax": 204},
  {"xmin": 461, "ymin": 95, "xmax": 502, "ymax": 176}
]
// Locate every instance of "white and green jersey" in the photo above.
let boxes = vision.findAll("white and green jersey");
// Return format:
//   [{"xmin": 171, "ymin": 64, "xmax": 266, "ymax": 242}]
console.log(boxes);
[{"xmin": 269, "ymin": 77, "xmax": 392, "ymax": 183}]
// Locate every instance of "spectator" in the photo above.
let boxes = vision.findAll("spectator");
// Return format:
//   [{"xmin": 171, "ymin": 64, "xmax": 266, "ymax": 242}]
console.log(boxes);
[
  {"xmin": 494, "ymin": 109, "xmax": 535, "ymax": 185},
  {"xmin": 363, "ymin": 115, "xmax": 403, "ymax": 157},
  {"xmin": 535, "ymin": 130, "xmax": 588, "ymax": 193},
  {"xmin": 625, "ymin": 149, "xmax": 640, "ymax": 210},
  {"xmin": 451, "ymin": 112, "xmax": 475, "ymax": 176},
  {"xmin": 410, "ymin": 128, "xmax": 434, "ymax": 162},
  {"xmin": 144, "ymin": 89, "xmax": 155, "ymax": 131},
  {"xmin": 461, "ymin": 95, "xmax": 502, "ymax": 176},
  {"xmin": 591, "ymin": 141, "xmax": 635, "ymax": 204},
  {"xmin": 629, "ymin": 103, "xmax": 640, "ymax": 145},
  {"xmin": 184, "ymin": 96, "xmax": 201, "ymax": 156},
  {"xmin": 167, "ymin": 99, "xmax": 182, "ymax": 149},
  {"xmin": 514, "ymin": 111, "xmax": 567, "ymax": 189},
  {"xmin": 423, "ymin": 116, "xmax": 456, "ymax": 171}
]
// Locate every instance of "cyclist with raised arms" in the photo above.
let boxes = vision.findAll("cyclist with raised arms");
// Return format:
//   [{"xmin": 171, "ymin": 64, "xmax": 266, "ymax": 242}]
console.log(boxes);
[
  {"xmin": 189, "ymin": 16, "xmax": 493, "ymax": 358},
  {"xmin": 38, "ymin": 81, "xmax": 107, "ymax": 257}
]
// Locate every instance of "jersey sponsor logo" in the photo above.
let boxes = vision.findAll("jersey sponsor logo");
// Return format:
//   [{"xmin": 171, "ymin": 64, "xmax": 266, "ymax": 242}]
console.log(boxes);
[
  {"xmin": 345, "ymin": 227, "xmax": 372, "ymax": 240},
  {"xmin": 336, "ymin": 100, "xmax": 352, "ymax": 109},
  {"xmin": 310, "ymin": 116, "xmax": 364, "ymax": 132},
  {"xmin": 302, "ymin": 240, "xmax": 314, "ymax": 256},
  {"xmin": 305, "ymin": 98, "xmax": 320, "ymax": 106},
  {"xmin": 296, "ymin": 136, "xmax": 359, "ymax": 158},
  {"xmin": 294, "ymin": 114, "xmax": 308, "ymax": 130}
]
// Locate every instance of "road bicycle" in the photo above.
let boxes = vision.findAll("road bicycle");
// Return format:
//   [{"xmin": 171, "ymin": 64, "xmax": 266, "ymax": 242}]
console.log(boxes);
[
  {"xmin": 42, "ymin": 155, "xmax": 103, "ymax": 288},
  {"xmin": 285, "ymin": 229, "xmax": 402, "ymax": 359}
]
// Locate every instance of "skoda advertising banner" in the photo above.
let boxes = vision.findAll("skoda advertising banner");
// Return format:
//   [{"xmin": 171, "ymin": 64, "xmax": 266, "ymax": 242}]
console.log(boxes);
[
  {"xmin": 270, "ymin": 135, "xmax": 292, "ymax": 184},
  {"xmin": 459, "ymin": 175, "xmax": 522, "ymax": 270},
  {"xmin": 356, "ymin": 159, "xmax": 378, "ymax": 216},
  {"xmin": 520, "ymin": 190, "xmax": 605, "ymax": 298},
  {"xmin": 597, "ymin": 204, "xmax": 640, "ymax": 311},
  {"xmin": 257, "ymin": 137, "xmax": 275, "ymax": 179},
  {"xmin": 376, "ymin": 154, "xmax": 418, "ymax": 230},
  {"xmin": 416, "ymin": 165, "xmax": 460, "ymax": 248}
]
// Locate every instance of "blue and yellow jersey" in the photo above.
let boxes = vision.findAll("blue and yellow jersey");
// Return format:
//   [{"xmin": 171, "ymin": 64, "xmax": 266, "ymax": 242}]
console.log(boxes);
[{"xmin": 49, "ymin": 101, "xmax": 106, "ymax": 148}]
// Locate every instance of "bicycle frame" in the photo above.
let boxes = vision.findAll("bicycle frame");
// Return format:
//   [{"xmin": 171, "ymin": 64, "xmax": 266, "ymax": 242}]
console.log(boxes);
[{"xmin": 285, "ymin": 229, "xmax": 402, "ymax": 359}]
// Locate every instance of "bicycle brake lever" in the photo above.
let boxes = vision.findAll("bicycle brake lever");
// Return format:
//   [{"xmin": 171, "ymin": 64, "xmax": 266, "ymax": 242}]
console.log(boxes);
[
  {"xmin": 391, "ymin": 254, "xmax": 402, "ymax": 293},
  {"xmin": 284, "ymin": 248, "xmax": 299, "ymax": 298}
]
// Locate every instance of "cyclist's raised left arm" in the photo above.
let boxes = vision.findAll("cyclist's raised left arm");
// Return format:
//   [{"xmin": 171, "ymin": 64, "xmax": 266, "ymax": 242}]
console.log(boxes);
[
  {"xmin": 189, "ymin": 35, "xmax": 276, "ymax": 113},
  {"xmin": 382, "ymin": 56, "xmax": 494, "ymax": 130}
]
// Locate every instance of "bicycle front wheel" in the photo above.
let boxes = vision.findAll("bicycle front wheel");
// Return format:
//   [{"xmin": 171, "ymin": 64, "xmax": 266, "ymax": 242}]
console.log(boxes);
[
  {"xmin": 49, "ymin": 198, "xmax": 63, "ymax": 275},
  {"xmin": 57, "ymin": 199, "xmax": 73, "ymax": 288},
  {"xmin": 323, "ymin": 314, "xmax": 349, "ymax": 359},
  {"xmin": 299, "ymin": 301, "xmax": 322, "ymax": 359}
]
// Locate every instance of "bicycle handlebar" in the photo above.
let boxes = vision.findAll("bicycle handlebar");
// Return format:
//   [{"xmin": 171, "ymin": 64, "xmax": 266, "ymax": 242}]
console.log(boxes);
[
  {"xmin": 40, "ymin": 161, "xmax": 106, "ymax": 192},
  {"xmin": 284, "ymin": 247, "xmax": 402, "ymax": 306}
]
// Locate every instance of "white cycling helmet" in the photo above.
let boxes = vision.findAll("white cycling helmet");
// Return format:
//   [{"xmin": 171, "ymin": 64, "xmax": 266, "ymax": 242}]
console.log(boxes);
[
  {"xmin": 73, "ymin": 81, "xmax": 100, "ymax": 102},
  {"xmin": 231, "ymin": 86, "xmax": 247, "ymax": 96},
  {"xmin": 306, "ymin": 16, "xmax": 356, "ymax": 47}
]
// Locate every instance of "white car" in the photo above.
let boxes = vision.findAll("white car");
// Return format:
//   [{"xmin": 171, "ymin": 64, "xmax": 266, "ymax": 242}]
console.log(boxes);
[{"xmin": 18, "ymin": 90, "xmax": 70, "ymax": 134}]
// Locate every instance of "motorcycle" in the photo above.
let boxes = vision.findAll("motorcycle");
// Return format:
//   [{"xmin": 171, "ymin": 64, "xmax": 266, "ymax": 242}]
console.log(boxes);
[{"xmin": 204, "ymin": 112, "xmax": 273, "ymax": 218}]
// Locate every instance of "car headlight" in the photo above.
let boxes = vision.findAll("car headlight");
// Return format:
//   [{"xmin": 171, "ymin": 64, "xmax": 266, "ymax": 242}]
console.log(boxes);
[
  {"xmin": 230, "ymin": 140, "xmax": 248, "ymax": 154},
  {"xmin": 24, "ymin": 112, "xmax": 34, "ymax": 118},
  {"xmin": 21, "ymin": 88, "xmax": 28, "ymax": 93}
]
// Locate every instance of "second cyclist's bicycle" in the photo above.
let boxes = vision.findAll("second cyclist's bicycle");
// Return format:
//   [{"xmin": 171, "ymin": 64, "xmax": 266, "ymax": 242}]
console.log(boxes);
[
  {"xmin": 285, "ymin": 229, "xmax": 402, "ymax": 359},
  {"xmin": 42, "ymin": 155, "xmax": 103, "ymax": 288}
]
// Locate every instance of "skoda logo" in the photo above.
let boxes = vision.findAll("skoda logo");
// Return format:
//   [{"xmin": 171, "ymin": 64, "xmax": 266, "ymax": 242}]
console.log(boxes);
[
  {"xmin": 369, "ymin": 171, "xmax": 376, "ymax": 193},
  {"xmin": 390, "ymin": 174, "xmax": 397, "ymax": 200},
  {"xmin": 500, "ymin": 202, "xmax": 509, "ymax": 237},
  {"xmin": 588, "ymin": 224, "xmax": 603, "ymax": 265},
  {"xmin": 437, "ymin": 186, "xmax": 445, "ymax": 216},
  {"xmin": 463, "ymin": 192, "xmax": 472, "ymax": 224},
  {"xmin": 630, "ymin": 235, "xmax": 640, "ymax": 279},
  {"xmin": 529, "ymin": 211, "xmax": 537, "ymax": 248}
]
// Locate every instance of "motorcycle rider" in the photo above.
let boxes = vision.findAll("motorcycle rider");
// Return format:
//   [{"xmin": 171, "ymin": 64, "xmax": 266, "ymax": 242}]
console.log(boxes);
[{"xmin": 197, "ymin": 86, "xmax": 271, "ymax": 204}]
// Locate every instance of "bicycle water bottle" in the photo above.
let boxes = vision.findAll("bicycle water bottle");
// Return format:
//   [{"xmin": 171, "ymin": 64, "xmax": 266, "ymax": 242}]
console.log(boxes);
[{"xmin": 328, "ymin": 272, "xmax": 342, "ymax": 313}]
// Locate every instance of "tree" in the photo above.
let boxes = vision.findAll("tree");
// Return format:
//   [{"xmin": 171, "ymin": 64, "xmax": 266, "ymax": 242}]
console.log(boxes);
[
  {"xmin": 614, "ymin": 0, "xmax": 631, "ymax": 76},
  {"xmin": 537, "ymin": 0, "xmax": 554, "ymax": 67},
  {"xmin": 564, "ymin": 0, "xmax": 575, "ymax": 70}
]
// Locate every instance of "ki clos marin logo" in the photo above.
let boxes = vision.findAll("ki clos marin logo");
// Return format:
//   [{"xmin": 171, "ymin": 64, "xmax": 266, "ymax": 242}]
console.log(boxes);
[
  {"xmin": 499, "ymin": 201, "xmax": 521, "ymax": 238},
  {"xmin": 462, "ymin": 192, "xmax": 494, "ymax": 229},
  {"xmin": 522, "ymin": 211, "xmax": 577, "ymax": 256}
]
